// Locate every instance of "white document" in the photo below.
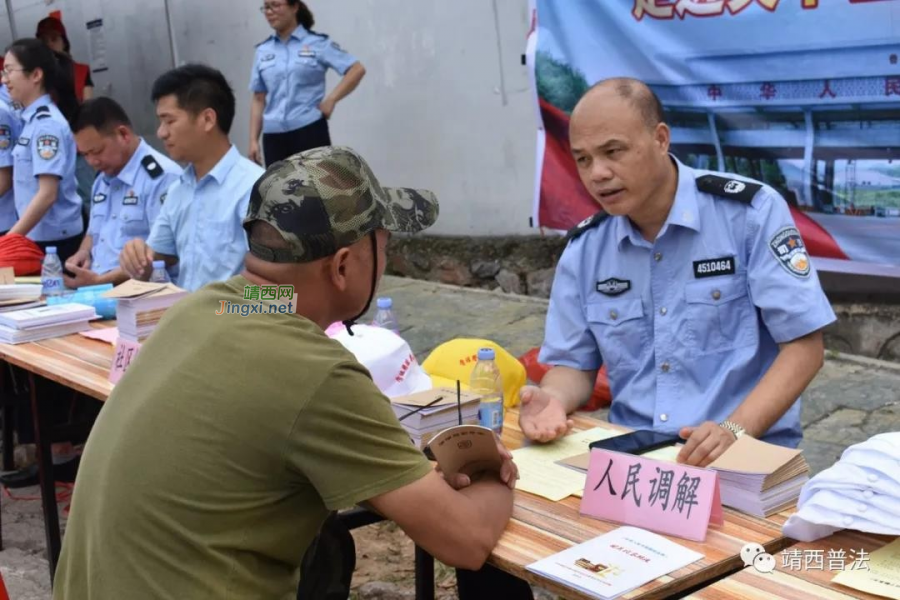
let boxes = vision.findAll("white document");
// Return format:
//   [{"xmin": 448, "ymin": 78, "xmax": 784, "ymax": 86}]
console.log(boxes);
[{"xmin": 527, "ymin": 526, "xmax": 703, "ymax": 599}]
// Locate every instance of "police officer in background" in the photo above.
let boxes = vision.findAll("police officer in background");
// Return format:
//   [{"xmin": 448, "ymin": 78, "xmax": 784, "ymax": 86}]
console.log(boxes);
[
  {"xmin": 520, "ymin": 78, "xmax": 836, "ymax": 466},
  {"xmin": 0, "ymin": 82, "xmax": 21, "ymax": 235},
  {"xmin": 66, "ymin": 97, "xmax": 180, "ymax": 287},
  {"xmin": 248, "ymin": 0, "xmax": 365, "ymax": 166}
]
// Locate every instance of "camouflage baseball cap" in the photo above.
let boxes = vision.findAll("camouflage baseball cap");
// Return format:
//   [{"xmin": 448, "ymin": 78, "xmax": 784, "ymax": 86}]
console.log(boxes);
[{"xmin": 243, "ymin": 146, "xmax": 439, "ymax": 263}]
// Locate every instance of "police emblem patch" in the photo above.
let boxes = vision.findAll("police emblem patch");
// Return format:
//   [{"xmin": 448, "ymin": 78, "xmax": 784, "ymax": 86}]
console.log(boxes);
[
  {"xmin": 0, "ymin": 125, "xmax": 10, "ymax": 150},
  {"xmin": 769, "ymin": 226, "xmax": 810, "ymax": 278},
  {"xmin": 36, "ymin": 135, "xmax": 59, "ymax": 160},
  {"xmin": 123, "ymin": 191, "xmax": 139, "ymax": 206},
  {"xmin": 723, "ymin": 180, "xmax": 746, "ymax": 194},
  {"xmin": 596, "ymin": 277, "xmax": 631, "ymax": 296}
]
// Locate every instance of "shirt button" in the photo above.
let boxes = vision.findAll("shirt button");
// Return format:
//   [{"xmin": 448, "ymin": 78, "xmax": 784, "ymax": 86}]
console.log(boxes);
[
  {"xmin": 660, "ymin": 413, "xmax": 669, "ymax": 422},
  {"xmin": 609, "ymin": 310, "xmax": 618, "ymax": 320},
  {"xmin": 712, "ymin": 290, "xmax": 722, "ymax": 301},
  {"xmin": 843, "ymin": 516, "xmax": 853, "ymax": 527},
  {"xmin": 868, "ymin": 473, "xmax": 878, "ymax": 483},
  {"xmin": 863, "ymin": 489, "xmax": 875, "ymax": 499},
  {"xmin": 661, "ymin": 362, "xmax": 671, "ymax": 373},
  {"xmin": 654, "ymin": 252, "xmax": 662, "ymax": 262},
  {"xmin": 660, "ymin": 307, "xmax": 667, "ymax": 316},
  {"xmin": 857, "ymin": 504, "xmax": 868, "ymax": 513}
]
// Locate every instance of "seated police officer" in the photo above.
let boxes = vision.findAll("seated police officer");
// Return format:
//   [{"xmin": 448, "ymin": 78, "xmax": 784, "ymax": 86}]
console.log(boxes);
[
  {"xmin": 519, "ymin": 78, "xmax": 835, "ymax": 466},
  {"xmin": 66, "ymin": 97, "xmax": 180, "ymax": 287}
]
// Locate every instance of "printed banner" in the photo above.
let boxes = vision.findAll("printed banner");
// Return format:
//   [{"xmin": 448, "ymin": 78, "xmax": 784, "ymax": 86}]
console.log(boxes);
[{"xmin": 529, "ymin": 0, "xmax": 900, "ymax": 267}]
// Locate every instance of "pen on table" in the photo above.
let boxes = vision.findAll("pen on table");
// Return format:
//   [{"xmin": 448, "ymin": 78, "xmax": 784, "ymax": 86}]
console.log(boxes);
[{"xmin": 398, "ymin": 396, "xmax": 445, "ymax": 422}]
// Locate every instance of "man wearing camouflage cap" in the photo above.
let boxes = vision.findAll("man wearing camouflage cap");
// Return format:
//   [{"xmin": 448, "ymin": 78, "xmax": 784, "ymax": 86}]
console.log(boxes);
[{"xmin": 55, "ymin": 147, "xmax": 524, "ymax": 600}]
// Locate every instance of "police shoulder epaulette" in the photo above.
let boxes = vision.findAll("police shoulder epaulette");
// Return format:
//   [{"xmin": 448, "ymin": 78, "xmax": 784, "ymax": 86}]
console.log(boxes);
[
  {"xmin": 565, "ymin": 211, "xmax": 608, "ymax": 242},
  {"xmin": 254, "ymin": 36, "xmax": 272, "ymax": 47},
  {"xmin": 695, "ymin": 174, "xmax": 762, "ymax": 204},
  {"xmin": 308, "ymin": 30, "xmax": 329, "ymax": 40},
  {"xmin": 34, "ymin": 105, "xmax": 51, "ymax": 120},
  {"xmin": 141, "ymin": 155, "xmax": 164, "ymax": 179}
]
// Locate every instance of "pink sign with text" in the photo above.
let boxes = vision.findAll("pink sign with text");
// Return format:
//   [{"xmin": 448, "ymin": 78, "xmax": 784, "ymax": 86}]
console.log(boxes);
[
  {"xmin": 580, "ymin": 448, "xmax": 723, "ymax": 542},
  {"xmin": 109, "ymin": 338, "xmax": 142, "ymax": 384}
]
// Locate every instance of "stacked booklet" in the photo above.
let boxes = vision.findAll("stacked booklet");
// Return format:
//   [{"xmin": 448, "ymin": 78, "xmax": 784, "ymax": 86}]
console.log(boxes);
[
  {"xmin": 390, "ymin": 388, "xmax": 482, "ymax": 449},
  {"xmin": 0, "ymin": 282, "xmax": 43, "ymax": 313},
  {"xmin": 0, "ymin": 303, "xmax": 97, "ymax": 344},
  {"xmin": 103, "ymin": 280, "xmax": 189, "ymax": 342},
  {"xmin": 708, "ymin": 435, "xmax": 809, "ymax": 517},
  {"xmin": 527, "ymin": 526, "xmax": 703, "ymax": 599}
]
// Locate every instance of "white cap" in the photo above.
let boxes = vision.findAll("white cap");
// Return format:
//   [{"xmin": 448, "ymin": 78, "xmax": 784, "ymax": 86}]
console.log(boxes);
[{"xmin": 331, "ymin": 324, "xmax": 433, "ymax": 398}]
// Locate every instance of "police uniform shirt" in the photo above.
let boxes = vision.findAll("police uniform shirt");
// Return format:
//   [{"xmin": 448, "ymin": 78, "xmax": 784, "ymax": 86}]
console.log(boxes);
[
  {"xmin": 249, "ymin": 26, "xmax": 358, "ymax": 134},
  {"xmin": 88, "ymin": 139, "xmax": 180, "ymax": 274},
  {"xmin": 540, "ymin": 157, "xmax": 836, "ymax": 447},
  {"xmin": 0, "ymin": 97, "xmax": 22, "ymax": 232},
  {"xmin": 146, "ymin": 145, "xmax": 265, "ymax": 292},
  {"xmin": 11, "ymin": 94, "xmax": 83, "ymax": 241}
]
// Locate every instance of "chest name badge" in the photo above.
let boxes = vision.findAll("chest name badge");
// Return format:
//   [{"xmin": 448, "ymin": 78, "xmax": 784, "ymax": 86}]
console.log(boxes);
[
  {"xmin": 93, "ymin": 192, "xmax": 107, "ymax": 204},
  {"xmin": 693, "ymin": 256, "xmax": 736, "ymax": 279},
  {"xmin": 123, "ymin": 191, "xmax": 139, "ymax": 206},
  {"xmin": 769, "ymin": 226, "xmax": 810, "ymax": 278},
  {"xmin": 596, "ymin": 278, "xmax": 631, "ymax": 296}
]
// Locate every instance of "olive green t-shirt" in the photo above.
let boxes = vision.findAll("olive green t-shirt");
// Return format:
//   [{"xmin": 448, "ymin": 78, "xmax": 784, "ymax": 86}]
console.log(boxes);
[{"xmin": 54, "ymin": 276, "xmax": 432, "ymax": 600}]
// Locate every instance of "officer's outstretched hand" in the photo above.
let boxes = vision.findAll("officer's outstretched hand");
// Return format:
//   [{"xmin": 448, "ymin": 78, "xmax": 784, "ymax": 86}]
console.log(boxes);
[
  {"xmin": 676, "ymin": 421, "xmax": 736, "ymax": 467},
  {"xmin": 120, "ymin": 238, "xmax": 154, "ymax": 281},
  {"xmin": 519, "ymin": 385, "xmax": 574, "ymax": 443}
]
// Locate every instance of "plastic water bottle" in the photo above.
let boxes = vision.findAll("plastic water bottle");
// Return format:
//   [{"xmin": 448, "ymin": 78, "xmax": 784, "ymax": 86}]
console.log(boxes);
[
  {"xmin": 41, "ymin": 246, "xmax": 64, "ymax": 296},
  {"xmin": 471, "ymin": 347, "xmax": 504, "ymax": 435},
  {"xmin": 371, "ymin": 297, "xmax": 400, "ymax": 334},
  {"xmin": 149, "ymin": 260, "xmax": 170, "ymax": 283}
]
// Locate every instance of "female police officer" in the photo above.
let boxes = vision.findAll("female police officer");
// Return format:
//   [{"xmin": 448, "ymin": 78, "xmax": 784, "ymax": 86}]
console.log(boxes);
[
  {"xmin": 2, "ymin": 39, "xmax": 83, "ymax": 263},
  {"xmin": 248, "ymin": 1, "xmax": 365, "ymax": 167}
]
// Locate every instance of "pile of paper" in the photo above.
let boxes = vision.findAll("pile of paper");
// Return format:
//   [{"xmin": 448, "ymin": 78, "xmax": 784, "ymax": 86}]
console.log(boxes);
[
  {"xmin": 708, "ymin": 435, "xmax": 809, "ymax": 517},
  {"xmin": 0, "ymin": 303, "xmax": 97, "ymax": 344},
  {"xmin": 527, "ymin": 526, "xmax": 703, "ymax": 599},
  {"xmin": 103, "ymin": 280, "xmax": 188, "ymax": 342},
  {"xmin": 0, "ymin": 268, "xmax": 44, "ymax": 313},
  {"xmin": 391, "ymin": 388, "xmax": 482, "ymax": 449}
]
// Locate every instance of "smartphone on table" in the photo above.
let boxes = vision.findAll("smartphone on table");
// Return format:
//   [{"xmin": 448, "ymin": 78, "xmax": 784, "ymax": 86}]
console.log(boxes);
[{"xmin": 588, "ymin": 430, "xmax": 680, "ymax": 456}]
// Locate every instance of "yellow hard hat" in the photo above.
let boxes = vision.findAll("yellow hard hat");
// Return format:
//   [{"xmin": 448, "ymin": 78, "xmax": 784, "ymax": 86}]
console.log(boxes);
[{"xmin": 422, "ymin": 338, "xmax": 525, "ymax": 409}]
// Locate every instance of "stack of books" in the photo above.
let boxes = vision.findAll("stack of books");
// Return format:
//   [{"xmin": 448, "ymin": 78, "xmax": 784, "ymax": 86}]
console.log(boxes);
[
  {"xmin": 0, "ymin": 283, "xmax": 43, "ymax": 313},
  {"xmin": 0, "ymin": 303, "xmax": 97, "ymax": 344},
  {"xmin": 103, "ymin": 281, "xmax": 188, "ymax": 342},
  {"xmin": 391, "ymin": 388, "xmax": 482, "ymax": 450},
  {"xmin": 708, "ymin": 435, "xmax": 810, "ymax": 517}
]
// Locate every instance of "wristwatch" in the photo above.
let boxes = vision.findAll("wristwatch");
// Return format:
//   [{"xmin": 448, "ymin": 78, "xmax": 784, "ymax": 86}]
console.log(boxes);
[{"xmin": 719, "ymin": 420, "xmax": 746, "ymax": 440}]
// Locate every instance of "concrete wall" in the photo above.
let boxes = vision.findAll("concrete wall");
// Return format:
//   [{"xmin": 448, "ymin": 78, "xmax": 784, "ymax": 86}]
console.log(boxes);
[{"xmin": 2, "ymin": 0, "xmax": 537, "ymax": 236}]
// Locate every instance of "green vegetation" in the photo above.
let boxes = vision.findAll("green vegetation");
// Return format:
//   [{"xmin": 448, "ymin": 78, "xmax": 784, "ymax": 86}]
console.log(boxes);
[{"xmin": 535, "ymin": 51, "xmax": 589, "ymax": 114}]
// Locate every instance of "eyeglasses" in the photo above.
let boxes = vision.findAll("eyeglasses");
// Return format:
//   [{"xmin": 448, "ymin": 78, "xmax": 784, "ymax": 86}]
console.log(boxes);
[
  {"xmin": 1, "ymin": 66, "xmax": 25, "ymax": 76},
  {"xmin": 259, "ymin": 1, "xmax": 287, "ymax": 12}
]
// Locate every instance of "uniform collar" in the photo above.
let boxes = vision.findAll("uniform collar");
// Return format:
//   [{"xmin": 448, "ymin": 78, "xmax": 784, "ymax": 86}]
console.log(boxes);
[
  {"xmin": 21, "ymin": 94, "xmax": 52, "ymax": 121},
  {"xmin": 181, "ymin": 144, "xmax": 240, "ymax": 186},
  {"xmin": 111, "ymin": 139, "xmax": 149, "ymax": 187},
  {"xmin": 268, "ymin": 25, "xmax": 309, "ymax": 44},
  {"xmin": 613, "ymin": 155, "xmax": 701, "ymax": 248}
]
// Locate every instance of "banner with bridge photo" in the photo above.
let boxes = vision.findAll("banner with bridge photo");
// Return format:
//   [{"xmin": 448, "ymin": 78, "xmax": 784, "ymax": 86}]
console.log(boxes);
[{"xmin": 528, "ymin": 0, "xmax": 900, "ymax": 269}]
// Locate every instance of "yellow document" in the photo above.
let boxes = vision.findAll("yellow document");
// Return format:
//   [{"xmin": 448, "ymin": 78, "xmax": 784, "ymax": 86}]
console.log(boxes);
[
  {"xmin": 512, "ymin": 427, "xmax": 620, "ymax": 501},
  {"xmin": 832, "ymin": 538, "xmax": 900, "ymax": 599}
]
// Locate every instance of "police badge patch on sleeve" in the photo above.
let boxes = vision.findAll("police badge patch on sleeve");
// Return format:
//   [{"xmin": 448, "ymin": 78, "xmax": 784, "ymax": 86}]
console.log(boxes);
[
  {"xmin": 36, "ymin": 135, "xmax": 59, "ymax": 160},
  {"xmin": 0, "ymin": 126, "xmax": 10, "ymax": 150},
  {"xmin": 769, "ymin": 226, "xmax": 810, "ymax": 278}
]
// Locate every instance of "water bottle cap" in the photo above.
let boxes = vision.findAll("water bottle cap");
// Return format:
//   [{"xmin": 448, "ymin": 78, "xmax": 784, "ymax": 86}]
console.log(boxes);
[
  {"xmin": 46, "ymin": 246, "xmax": 57, "ymax": 254},
  {"xmin": 152, "ymin": 260, "xmax": 166, "ymax": 269},
  {"xmin": 376, "ymin": 297, "xmax": 392, "ymax": 309},
  {"xmin": 477, "ymin": 347, "xmax": 495, "ymax": 361}
]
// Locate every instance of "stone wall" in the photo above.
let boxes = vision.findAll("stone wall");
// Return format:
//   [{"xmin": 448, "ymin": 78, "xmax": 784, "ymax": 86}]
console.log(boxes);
[{"xmin": 387, "ymin": 235, "xmax": 900, "ymax": 362}]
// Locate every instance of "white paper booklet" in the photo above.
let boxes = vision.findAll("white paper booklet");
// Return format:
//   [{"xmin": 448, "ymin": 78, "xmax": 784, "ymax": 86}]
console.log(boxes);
[{"xmin": 526, "ymin": 526, "xmax": 703, "ymax": 599}]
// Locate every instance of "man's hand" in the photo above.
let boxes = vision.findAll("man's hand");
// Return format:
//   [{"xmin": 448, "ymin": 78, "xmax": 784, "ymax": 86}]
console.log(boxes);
[
  {"xmin": 677, "ymin": 421, "xmax": 737, "ymax": 467},
  {"xmin": 63, "ymin": 264, "xmax": 100, "ymax": 289},
  {"xmin": 65, "ymin": 249, "xmax": 91, "ymax": 272},
  {"xmin": 518, "ymin": 385, "xmax": 574, "ymax": 443},
  {"xmin": 318, "ymin": 97, "xmax": 336, "ymax": 120},
  {"xmin": 119, "ymin": 238, "xmax": 154, "ymax": 281},
  {"xmin": 248, "ymin": 140, "xmax": 262, "ymax": 165},
  {"xmin": 438, "ymin": 438, "xmax": 518, "ymax": 491}
]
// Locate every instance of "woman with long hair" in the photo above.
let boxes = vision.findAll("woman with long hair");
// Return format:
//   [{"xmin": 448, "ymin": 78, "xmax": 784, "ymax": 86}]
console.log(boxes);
[
  {"xmin": 249, "ymin": 0, "xmax": 366, "ymax": 166},
  {"xmin": 2, "ymin": 39, "xmax": 83, "ymax": 263}
]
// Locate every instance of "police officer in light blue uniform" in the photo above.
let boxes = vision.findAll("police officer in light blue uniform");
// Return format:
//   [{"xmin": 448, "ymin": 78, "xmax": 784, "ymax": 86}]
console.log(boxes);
[
  {"xmin": 0, "ymin": 85, "xmax": 22, "ymax": 234},
  {"xmin": 520, "ymin": 79, "xmax": 836, "ymax": 467},
  {"xmin": 2, "ymin": 39, "xmax": 83, "ymax": 264},
  {"xmin": 248, "ymin": 0, "xmax": 365, "ymax": 167},
  {"xmin": 65, "ymin": 97, "xmax": 180, "ymax": 288}
]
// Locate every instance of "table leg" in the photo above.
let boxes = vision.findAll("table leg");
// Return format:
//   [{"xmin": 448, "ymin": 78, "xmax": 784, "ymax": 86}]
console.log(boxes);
[
  {"xmin": 414, "ymin": 545, "xmax": 435, "ymax": 600},
  {"xmin": 1, "ymin": 364, "xmax": 14, "ymax": 472},
  {"xmin": 29, "ymin": 373, "xmax": 61, "ymax": 584}
]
